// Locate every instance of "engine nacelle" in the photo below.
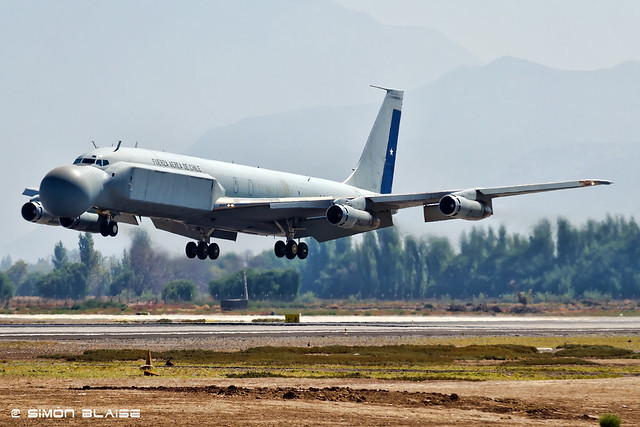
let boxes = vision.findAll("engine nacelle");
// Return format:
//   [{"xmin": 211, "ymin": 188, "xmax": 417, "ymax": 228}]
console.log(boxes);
[
  {"xmin": 59, "ymin": 212, "xmax": 104, "ymax": 233},
  {"xmin": 21, "ymin": 201, "xmax": 59, "ymax": 226},
  {"xmin": 438, "ymin": 195, "xmax": 492, "ymax": 220},
  {"xmin": 326, "ymin": 204, "xmax": 380, "ymax": 231}
]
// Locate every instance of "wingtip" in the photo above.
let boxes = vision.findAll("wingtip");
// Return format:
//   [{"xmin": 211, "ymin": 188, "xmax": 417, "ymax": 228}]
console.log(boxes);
[{"xmin": 580, "ymin": 179, "xmax": 613, "ymax": 186}]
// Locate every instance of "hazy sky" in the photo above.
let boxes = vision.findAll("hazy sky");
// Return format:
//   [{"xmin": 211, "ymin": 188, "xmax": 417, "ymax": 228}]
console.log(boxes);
[
  {"xmin": 1, "ymin": 0, "xmax": 637, "ymax": 263},
  {"xmin": 336, "ymin": 0, "xmax": 640, "ymax": 70}
]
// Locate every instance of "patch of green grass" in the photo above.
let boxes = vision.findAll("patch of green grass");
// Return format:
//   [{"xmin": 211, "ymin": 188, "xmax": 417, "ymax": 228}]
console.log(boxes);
[
  {"xmin": 251, "ymin": 318, "xmax": 284, "ymax": 323},
  {"xmin": 21, "ymin": 340, "xmax": 639, "ymax": 382},
  {"xmin": 70, "ymin": 299, "xmax": 127, "ymax": 311},
  {"xmin": 599, "ymin": 413, "xmax": 622, "ymax": 427},
  {"xmin": 556, "ymin": 344, "xmax": 637, "ymax": 358},
  {"xmin": 418, "ymin": 336, "xmax": 640, "ymax": 351},
  {"xmin": 47, "ymin": 344, "xmax": 538, "ymax": 365},
  {"xmin": 500, "ymin": 357, "xmax": 598, "ymax": 366}
]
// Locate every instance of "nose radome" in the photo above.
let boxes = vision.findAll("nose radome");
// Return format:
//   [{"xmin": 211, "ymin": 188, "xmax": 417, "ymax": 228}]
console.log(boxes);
[{"xmin": 39, "ymin": 165, "xmax": 106, "ymax": 218}]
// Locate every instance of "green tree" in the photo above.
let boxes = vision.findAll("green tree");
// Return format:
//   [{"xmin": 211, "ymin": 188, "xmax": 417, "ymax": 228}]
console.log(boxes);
[
  {"xmin": 376, "ymin": 228, "xmax": 404, "ymax": 299},
  {"xmin": 209, "ymin": 268, "xmax": 301, "ymax": 301},
  {"xmin": 0, "ymin": 272, "xmax": 14, "ymax": 306},
  {"xmin": 126, "ymin": 230, "xmax": 176, "ymax": 295},
  {"xmin": 17, "ymin": 271, "xmax": 45, "ymax": 296},
  {"xmin": 6, "ymin": 260, "xmax": 28, "ymax": 293},
  {"xmin": 425, "ymin": 236, "xmax": 455, "ymax": 297},
  {"xmin": 37, "ymin": 263, "xmax": 88, "ymax": 299},
  {"xmin": 403, "ymin": 236, "xmax": 426, "ymax": 299},
  {"xmin": 52, "ymin": 241, "xmax": 69, "ymax": 270},
  {"xmin": 556, "ymin": 217, "xmax": 580, "ymax": 265},
  {"xmin": 109, "ymin": 268, "xmax": 136, "ymax": 297},
  {"xmin": 355, "ymin": 232, "xmax": 378, "ymax": 298},
  {"xmin": 78, "ymin": 233, "xmax": 100, "ymax": 272},
  {"xmin": 162, "ymin": 279, "xmax": 197, "ymax": 302},
  {"xmin": 1, "ymin": 255, "xmax": 12, "ymax": 271}
]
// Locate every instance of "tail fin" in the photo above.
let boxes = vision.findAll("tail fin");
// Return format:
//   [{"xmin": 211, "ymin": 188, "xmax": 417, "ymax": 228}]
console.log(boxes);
[{"xmin": 343, "ymin": 86, "xmax": 403, "ymax": 194}]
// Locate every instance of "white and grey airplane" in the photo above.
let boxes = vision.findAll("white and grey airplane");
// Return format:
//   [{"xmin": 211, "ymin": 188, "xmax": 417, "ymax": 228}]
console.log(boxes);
[{"xmin": 21, "ymin": 87, "xmax": 610, "ymax": 260}]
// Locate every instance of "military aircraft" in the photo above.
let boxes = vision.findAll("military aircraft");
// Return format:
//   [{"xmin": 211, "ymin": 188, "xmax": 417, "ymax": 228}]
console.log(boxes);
[{"xmin": 21, "ymin": 87, "xmax": 610, "ymax": 260}]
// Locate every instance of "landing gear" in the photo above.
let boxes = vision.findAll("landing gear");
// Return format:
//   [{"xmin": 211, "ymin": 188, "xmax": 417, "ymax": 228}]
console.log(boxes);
[
  {"xmin": 196, "ymin": 242, "xmax": 208, "ymax": 260},
  {"xmin": 285, "ymin": 240, "xmax": 297, "ymax": 259},
  {"xmin": 208, "ymin": 243, "xmax": 220, "ymax": 260},
  {"xmin": 186, "ymin": 241, "xmax": 220, "ymax": 260},
  {"xmin": 186, "ymin": 241, "xmax": 197, "ymax": 259},
  {"xmin": 274, "ymin": 240, "xmax": 286, "ymax": 258},
  {"xmin": 297, "ymin": 242, "xmax": 308, "ymax": 260},
  {"xmin": 274, "ymin": 240, "xmax": 308, "ymax": 260},
  {"xmin": 100, "ymin": 220, "xmax": 118, "ymax": 237}
]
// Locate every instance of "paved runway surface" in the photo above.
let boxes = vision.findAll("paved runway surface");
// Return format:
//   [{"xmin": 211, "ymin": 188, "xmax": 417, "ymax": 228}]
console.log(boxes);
[{"xmin": 1, "ymin": 315, "xmax": 638, "ymax": 340}]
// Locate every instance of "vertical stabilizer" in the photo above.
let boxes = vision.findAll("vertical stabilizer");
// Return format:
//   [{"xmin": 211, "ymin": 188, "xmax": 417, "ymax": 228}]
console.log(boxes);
[{"xmin": 343, "ymin": 87, "xmax": 403, "ymax": 194}]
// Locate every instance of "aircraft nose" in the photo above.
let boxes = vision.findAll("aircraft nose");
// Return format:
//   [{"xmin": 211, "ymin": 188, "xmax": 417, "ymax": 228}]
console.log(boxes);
[{"xmin": 39, "ymin": 165, "xmax": 106, "ymax": 218}]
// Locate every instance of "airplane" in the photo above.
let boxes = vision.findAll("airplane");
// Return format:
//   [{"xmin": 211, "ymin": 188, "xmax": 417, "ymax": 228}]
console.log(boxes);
[{"xmin": 21, "ymin": 86, "xmax": 611, "ymax": 261}]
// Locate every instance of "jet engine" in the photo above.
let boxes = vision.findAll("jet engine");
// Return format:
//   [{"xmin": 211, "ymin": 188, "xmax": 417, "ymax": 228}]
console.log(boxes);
[
  {"xmin": 58, "ymin": 212, "xmax": 104, "ymax": 233},
  {"xmin": 438, "ymin": 194, "xmax": 492, "ymax": 220},
  {"xmin": 326, "ymin": 204, "xmax": 380, "ymax": 231},
  {"xmin": 21, "ymin": 201, "xmax": 59, "ymax": 226}
]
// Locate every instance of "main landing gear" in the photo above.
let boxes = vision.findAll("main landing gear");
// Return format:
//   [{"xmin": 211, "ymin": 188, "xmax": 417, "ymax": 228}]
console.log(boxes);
[
  {"xmin": 274, "ymin": 240, "xmax": 308, "ymax": 260},
  {"xmin": 99, "ymin": 220, "xmax": 118, "ymax": 237},
  {"xmin": 185, "ymin": 241, "xmax": 220, "ymax": 260}
]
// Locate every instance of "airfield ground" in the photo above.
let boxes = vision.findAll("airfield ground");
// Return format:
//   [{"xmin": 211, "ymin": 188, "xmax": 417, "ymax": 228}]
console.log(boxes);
[{"xmin": 1, "ymin": 334, "xmax": 639, "ymax": 426}]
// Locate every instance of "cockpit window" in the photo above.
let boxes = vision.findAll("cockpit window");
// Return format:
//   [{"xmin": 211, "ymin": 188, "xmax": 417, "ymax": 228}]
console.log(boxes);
[{"xmin": 73, "ymin": 156, "xmax": 110, "ymax": 167}]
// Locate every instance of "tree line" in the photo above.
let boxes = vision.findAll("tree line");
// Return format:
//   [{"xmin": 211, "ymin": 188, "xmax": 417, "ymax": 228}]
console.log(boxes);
[
  {"xmin": 294, "ymin": 216, "xmax": 640, "ymax": 300},
  {"xmin": 1, "ymin": 215, "xmax": 638, "ymax": 303}
]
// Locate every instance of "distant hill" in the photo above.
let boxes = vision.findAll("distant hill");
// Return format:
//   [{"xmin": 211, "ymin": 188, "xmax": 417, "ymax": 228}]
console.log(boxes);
[{"xmin": 188, "ymin": 57, "xmax": 640, "ymax": 232}]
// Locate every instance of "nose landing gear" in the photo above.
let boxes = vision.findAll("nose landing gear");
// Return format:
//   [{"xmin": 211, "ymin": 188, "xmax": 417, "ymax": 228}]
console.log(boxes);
[{"xmin": 99, "ymin": 220, "xmax": 118, "ymax": 237}]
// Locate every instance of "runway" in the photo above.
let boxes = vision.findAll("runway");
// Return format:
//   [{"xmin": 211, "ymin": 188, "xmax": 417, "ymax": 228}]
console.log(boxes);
[{"xmin": 0, "ymin": 315, "xmax": 638, "ymax": 340}]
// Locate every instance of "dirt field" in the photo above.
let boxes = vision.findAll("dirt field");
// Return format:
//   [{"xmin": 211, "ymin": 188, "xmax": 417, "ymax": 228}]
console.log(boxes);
[
  {"xmin": 2, "ymin": 376, "xmax": 638, "ymax": 425},
  {"xmin": 1, "ymin": 336, "xmax": 638, "ymax": 426}
]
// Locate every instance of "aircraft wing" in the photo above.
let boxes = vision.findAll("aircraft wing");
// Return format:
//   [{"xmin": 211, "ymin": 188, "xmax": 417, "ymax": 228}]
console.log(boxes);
[
  {"xmin": 366, "ymin": 179, "xmax": 612, "ymax": 223},
  {"xmin": 151, "ymin": 179, "xmax": 611, "ymax": 242},
  {"xmin": 209, "ymin": 196, "xmax": 384, "ymax": 242},
  {"xmin": 472, "ymin": 179, "xmax": 612, "ymax": 198},
  {"xmin": 367, "ymin": 179, "xmax": 612, "ymax": 211}
]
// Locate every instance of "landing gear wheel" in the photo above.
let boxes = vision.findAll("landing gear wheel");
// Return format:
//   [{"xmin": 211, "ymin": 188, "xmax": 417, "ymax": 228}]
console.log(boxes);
[
  {"xmin": 285, "ymin": 240, "xmax": 298, "ymax": 260},
  {"xmin": 274, "ymin": 240, "xmax": 286, "ymax": 258},
  {"xmin": 297, "ymin": 242, "xmax": 308, "ymax": 260},
  {"xmin": 100, "ymin": 221, "xmax": 109, "ymax": 237},
  {"xmin": 185, "ymin": 242, "xmax": 197, "ymax": 259},
  {"xmin": 196, "ymin": 242, "xmax": 208, "ymax": 260},
  {"xmin": 208, "ymin": 243, "xmax": 220, "ymax": 260},
  {"xmin": 108, "ymin": 222, "xmax": 118, "ymax": 237}
]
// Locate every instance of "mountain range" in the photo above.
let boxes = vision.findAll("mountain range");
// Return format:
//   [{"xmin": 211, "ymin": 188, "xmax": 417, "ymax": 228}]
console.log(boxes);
[{"xmin": 187, "ymin": 57, "xmax": 639, "ymax": 236}]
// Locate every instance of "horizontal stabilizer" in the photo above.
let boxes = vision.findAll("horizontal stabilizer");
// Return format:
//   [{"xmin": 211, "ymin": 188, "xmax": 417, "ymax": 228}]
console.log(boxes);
[{"xmin": 22, "ymin": 188, "xmax": 39, "ymax": 197}]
